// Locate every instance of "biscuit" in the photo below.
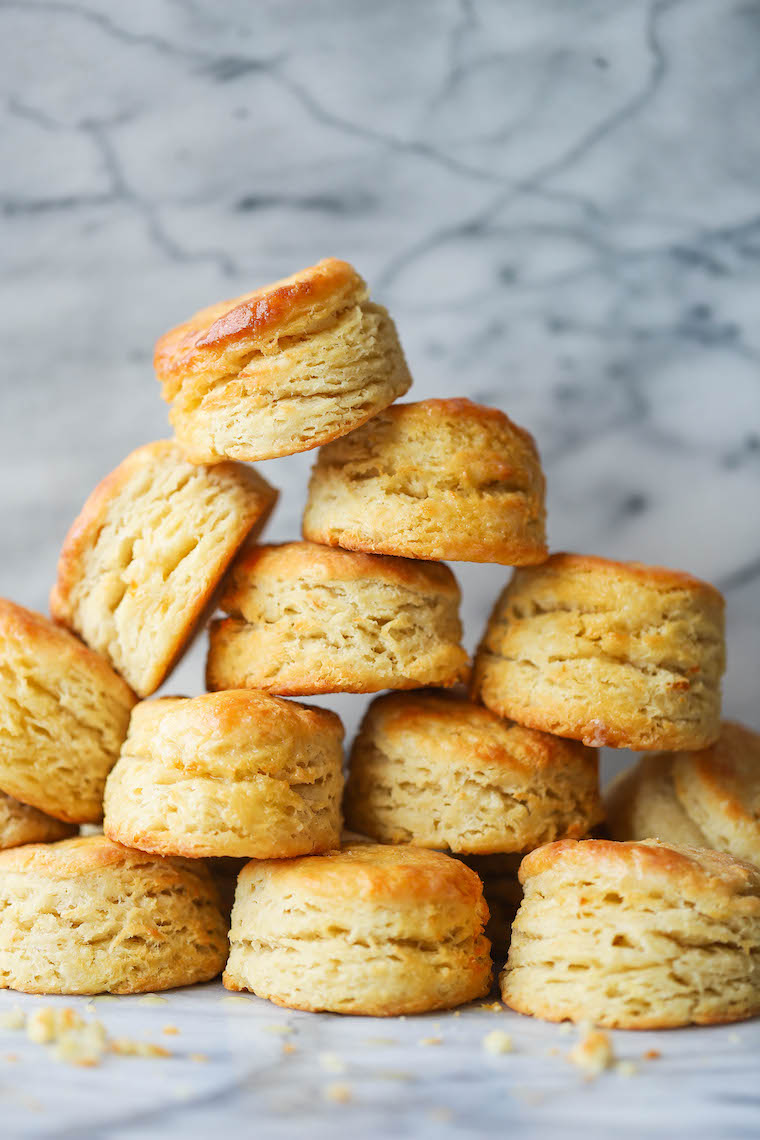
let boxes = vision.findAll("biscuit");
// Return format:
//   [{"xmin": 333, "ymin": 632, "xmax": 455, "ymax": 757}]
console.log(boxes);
[
  {"xmin": 224, "ymin": 843, "xmax": 492, "ymax": 1015},
  {"xmin": 104, "ymin": 690, "xmax": 344, "ymax": 859},
  {"xmin": 302, "ymin": 398, "xmax": 547, "ymax": 563},
  {"xmin": 50, "ymin": 441, "xmax": 277, "ymax": 697},
  {"xmin": 0, "ymin": 836, "xmax": 227, "ymax": 994},
  {"xmin": 471, "ymin": 553, "xmax": 725, "ymax": 750},
  {"xmin": 345, "ymin": 691, "xmax": 602, "ymax": 853},
  {"xmin": 206, "ymin": 542, "xmax": 468, "ymax": 695},
  {"xmin": 607, "ymin": 722, "xmax": 760, "ymax": 865},
  {"xmin": 0, "ymin": 600, "xmax": 136, "ymax": 823},
  {"xmin": 501, "ymin": 838, "xmax": 760, "ymax": 1028},
  {"xmin": 154, "ymin": 259, "xmax": 412, "ymax": 463},
  {"xmin": 0, "ymin": 792, "xmax": 76, "ymax": 849}
]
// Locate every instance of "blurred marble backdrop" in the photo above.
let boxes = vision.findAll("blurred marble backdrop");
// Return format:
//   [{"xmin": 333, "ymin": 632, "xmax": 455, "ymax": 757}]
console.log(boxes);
[{"xmin": 2, "ymin": 0, "xmax": 759, "ymax": 778}]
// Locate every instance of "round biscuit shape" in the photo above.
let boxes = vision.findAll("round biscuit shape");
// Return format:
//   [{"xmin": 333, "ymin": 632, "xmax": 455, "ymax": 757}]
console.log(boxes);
[
  {"xmin": 50, "ymin": 440, "xmax": 277, "ymax": 697},
  {"xmin": 302, "ymin": 398, "xmax": 547, "ymax": 564},
  {"xmin": 471, "ymin": 553, "xmax": 725, "ymax": 751},
  {"xmin": 501, "ymin": 838, "xmax": 760, "ymax": 1028},
  {"xmin": 0, "ymin": 836, "xmax": 228, "ymax": 994},
  {"xmin": 224, "ymin": 843, "xmax": 493, "ymax": 1015},
  {"xmin": 345, "ymin": 691, "xmax": 602, "ymax": 853},
  {"xmin": 154, "ymin": 259, "xmax": 412, "ymax": 463},
  {"xmin": 0, "ymin": 600, "xmax": 136, "ymax": 823},
  {"xmin": 206, "ymin": 542, "xmax": 469, "ymax": 695},
  {"xmin": 104, "ymin": 690, "xmax": 344, "ymax": 859}
]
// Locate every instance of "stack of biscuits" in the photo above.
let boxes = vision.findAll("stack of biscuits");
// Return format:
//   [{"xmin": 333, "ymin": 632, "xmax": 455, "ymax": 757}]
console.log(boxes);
[{"xmin": 1, "ymin": 258, "xmax": 759, "ymax": 1030}]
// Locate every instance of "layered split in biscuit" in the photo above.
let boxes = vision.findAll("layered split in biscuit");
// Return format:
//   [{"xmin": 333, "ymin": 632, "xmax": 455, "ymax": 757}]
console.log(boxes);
[
  {"xmin": 501, "ymin": 838, "xmax": 760, "ymax": 1028},
  {"xmin": 0, "ymin": 836, "xmax": 227, "ymax": 994},
  {"xmin": 0, "ymin": 600, "xmax": 136, "ymax": 823},
  {"xmin": 345, "ymin": 691, "xmax": 602, "ymax": 853},
  {"xmin": 206, "ymin": 541, "xmax": 469, "ymax": 695},
  {"xmin": 606, "ymin": 721, "xmax": 760, "ymax": 865},
  {"xmin": 302, "ymin": 398, "xmax": 547, "ymax": 564},
  {"xmin": 154, "ymin": 259, "xmax": 412, "ymax": 463},
  {"xmin": 224, "ymin": 844, "xmax": 493, "ymax": 1016},
  {"xmin": 50, "ymin": 440, "xmax": 277, "ymax": 697},
  {"xmin": 471, "ymin": 553, "xmax": 725, "ymax": 751},
  {"xmin": 104, "ymin": 690, "xmax": 344, "ymax": 859}
]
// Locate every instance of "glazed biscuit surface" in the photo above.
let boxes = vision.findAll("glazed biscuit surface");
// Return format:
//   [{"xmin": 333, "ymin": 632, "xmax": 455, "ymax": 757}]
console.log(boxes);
[
  {"xmin": 0, "ymin": 836, "xmax": 227, "ymax": 994},
  {"xmin": 104, "ymin": 690, "xmax": 344, "ymax": 859},
  {"xmin": 206, "ymin": 542, "xmax": 468, "ymax": 695},
  {"xmin": 224, "ymin": 843, "xmax": 493, "ymax": 1015},
  {"xmin": 302, "ymin": 398, "xmax": 547, "ymax": 564},
  {"xmin": 0, "ymin": 599, "xmax": 136, "ymax": 822},
  {"xmin": 501, "ymin": 838, "xmax": 760, "ymax": 1028},
  {"xmin": 50, "ymin": 441, "xmax": 277, "ymax": 697},
  {"xmin": 155, "ymin": 259, "xmax": 412, "ymax": 462},
  {"xmin": 471, "ymin": 552, "xmax": 725, "ymax": 750},
  {"xmin": 345, "ymin": 690, "xmax": 602, "ymax": 853}
]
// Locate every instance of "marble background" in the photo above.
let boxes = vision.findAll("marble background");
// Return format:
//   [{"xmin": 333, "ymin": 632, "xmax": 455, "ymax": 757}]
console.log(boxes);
[{"xmin": 1, "ymin": 1, "xmax": 759, "ymax": 1136}]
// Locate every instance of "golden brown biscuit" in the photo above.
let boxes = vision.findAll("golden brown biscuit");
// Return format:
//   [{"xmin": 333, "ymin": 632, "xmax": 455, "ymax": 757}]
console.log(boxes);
[
  {"xmin": 104, "ymin": 690, "xmax": 344, "ymax": 859},
  {"xmin": 224, "ymin": 843, "xmax": 492, "ymax": 1015},
  {"xmin": 206, "ymin": 542, "xmax": 468, "ymax": 695},
  {"xmin": 50, "ymin": 441, "xmax": 277, "ymax": 697},
  {"xmin": 345, "ymin": 691, "xmax": 602, "ymax": 853},
  {"xmin": 501, "ymin": 838, "xmax": 760, "ymax": 1028},
  {"xmin": 0, "ymin": 836, "xmax": 227, "ymax": 994},
  {"xmin": 302, "ymin": 398, "xmax": 547, "ymax": 563},
  {"xmin": 0, "ymin": 792, "xmax": 76, "ymax": 849},
  {"xmin": 154, "ymin": 259, "xmax": 412, "ymax": 463},
  {"xmin": 471, "ymin": 553, "xmax": 725, "ymax": 750},
  {"xmin": 0, "ymin": 600, "xmax": 136, "ymax": 823},
  {"xmin": 607, "ymin": 722, "xmax": 760, "ymax": 865}
]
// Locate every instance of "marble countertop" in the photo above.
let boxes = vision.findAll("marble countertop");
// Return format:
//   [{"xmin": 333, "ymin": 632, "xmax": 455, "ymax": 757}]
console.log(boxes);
[{"xmin": 1, "ymin": 0, "xmax": 759, "ymax": 1136}]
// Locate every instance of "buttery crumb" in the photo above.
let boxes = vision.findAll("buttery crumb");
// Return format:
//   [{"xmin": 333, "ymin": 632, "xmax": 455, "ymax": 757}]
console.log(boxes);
[
  {"xmin": 261, "ymin": 1024, "xmax": 293, "ymax": 1036},
  {"xmin": 28, "ymin": 1007, "xmax": 84, "ymax": 1045},
  {"xmin": 221, "ymin": 995, "xmax": 251, "ymax": 1006},
  {"xmin": 317, "ymin": 1052, "xmax": 347, "ymax": 1074},
  {"xmin": 0, "ymin": 1007, "xmax": 26, "ymax": 1031},
  {"xmin": 54, "ymin": 1022, "xmax": 108, "ymax": 1068},
  {"xmin": 137, "ymin": 995, "xmax": 168, "ymax": 1007},
  {"xmin": 615, "ymin": 1061, "xmax": 637, "ymax": 1078},
  {"xmin": 728, "ymin": 1032, "xmax": 741, "ymax": 1044},
  {"xmin": 567, "ymin": 1029, "xmax": 614, "ymax": 1078},
  {"xmin": 418, "ymin": 1036, "xmax": 442, "ymax": 1046},
  {"xmin": 558, "ymin": 1023, "xmax": 574, "ymax": 1036},
  {"xmin": 5, "ymin": 1053, "xmax": 18, "ymax": 1062},
  {"xmin": 190, "ymin": 1052, "xmax": 208, "ymax": 1063},
  {"xmin": 643, "ymin": 1049, "xmax": 661, "ymax": 1060},
  {"xmin": 111, "ymin": 1038, "xmax": 171, "ymax": 1058},
  {"xmin": 163, "ymin": 1025, "xmax": 180, "ymax": 1036},
  {"xmin": 282, "ymin": 1042, "xmax": 297, "ymax": 1055},
  {"xmin": 482, "ymin": 1030, "xmax": 513, "ymax": 1055},
  {"xmin": 480, "ymin": 1001, "xmax": 503, "ymax": 1013},
  {"xmin": 324, "ymin": 1082, "xmax": 352, "ymax": 1104}
]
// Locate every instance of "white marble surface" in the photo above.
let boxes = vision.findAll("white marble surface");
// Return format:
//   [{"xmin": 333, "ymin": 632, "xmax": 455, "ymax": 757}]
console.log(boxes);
[{"xmin": 1, "ymin": 0, "xmax": 759, "ymax": 1136}]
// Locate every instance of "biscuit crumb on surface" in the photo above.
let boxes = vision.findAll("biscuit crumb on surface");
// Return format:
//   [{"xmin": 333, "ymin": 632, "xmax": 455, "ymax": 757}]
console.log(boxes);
[
  {"xmin": 643, "ymin": 1048, "xmax": 661, "ymax": 1060},
  {"xmin": 480, "ymin": 1001, "xmax": 503, "ymax": 1013},
  {"xmin": 324, "ymin": 1081, "xmax": 352, "ymax": 1104},
  {"xmin": 567, "ymin": 1027, "xmax": 615, "ymax": 1077},
  {"xmin": 482, "ymin": 1030, "xmax": 513, "ymax": 1055},
  {"xmin": 317, "ymin": 1051, "xmax": 347, "ymax": 1074},
  {"xmin": 0, "ymin": 1007, "xmax": 26, "ymax": 1031},
  {"xmin": 418, "ymin": 1036, "xmax": 442, "ymax": 1046},
  {"xmin": 137, "ymin": 995, "xmax": 169, "ymax": 1007},
  {"xmin": 163, "ymin": 1025, "xmax": 180, "ymax": 1036}
]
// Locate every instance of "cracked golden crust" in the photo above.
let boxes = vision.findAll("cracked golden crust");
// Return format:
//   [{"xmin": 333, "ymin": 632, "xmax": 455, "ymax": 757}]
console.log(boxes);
[
  {"xmin": 0, "ymin": 834, "xmax": 212, "ymax": 878},
  {"xmin": 49, "ymin": 441, "xmax": 277, "ymax": 696},
  {"xmin": 471, "ymin": 552, "xmax": 725, "ymax": 751},
  {"xmin": 302, "ymin": 398, "xmax": 547, "ymax": 564},
  {"xmin": 344, "ymin": 691, "xmax": 602, "ymax": 854}
]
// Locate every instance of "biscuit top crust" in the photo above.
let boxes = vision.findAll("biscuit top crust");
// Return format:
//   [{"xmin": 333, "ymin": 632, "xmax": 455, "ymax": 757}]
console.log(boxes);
[
  {"xmin": 519, "ymin": 837, "xmax": 760, "ymax": 898},
  {"xmin": 0, "ymin": 834, "xmax": 211, "ymax": 879},
  {"xmin": 238, "ymin": 843, "xmax": 485, "ymax": 906},
  {"xmin": 220, "ymin": 541, "xmax": 460, "ymax": 606},
  {"xmin": 531, "ymin": 552, "xmax": 724, "ymax": 605},
  {"xmin": 389, "ymin": 397, "xmax": 539, "ymax": 447},
  {"xmin": 155, "ymin": 259, "xmax": 366, "ymax": 393},
  {"xmin": 128, "ymin": 689, "xmax": 344, "ymax": 746},
  {"xmin": 0, "ymin": 598, "xmax": 136, "ymax": 707},
  {"xmin": 363, "ymin": 690, "xmax": 596, "ymax": 773},
  {"xmin": 49, "ymin": 440, "xmax": 276, "ymax": 627}
]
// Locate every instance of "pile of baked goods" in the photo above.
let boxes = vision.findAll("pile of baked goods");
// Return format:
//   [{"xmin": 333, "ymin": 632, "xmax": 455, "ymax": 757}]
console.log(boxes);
[{"xmin": 1, "ymin": 258, "xmax": 758, "ymax": 1029}]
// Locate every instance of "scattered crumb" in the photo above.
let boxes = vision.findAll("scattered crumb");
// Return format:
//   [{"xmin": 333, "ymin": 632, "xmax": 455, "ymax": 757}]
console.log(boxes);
[
  {"xmin": 429, "ymin": 1107, "xmax": 453, "ymax": 1122},
  {"xmin": 261, "ymin": 1024, "xmax": 293, "ymax": 1036},
  {"xmin": 324, "ymin": 1082, "xmax": 352, "ymax": 1104},
  {"xmin": 453, "ymin": 1011, "xmax": 461, "ymax": 1018},
  {"xmin": 558, "ymin": 1023, "xmax": 574, "ymax": 1037},
  {"xmin": 418, "ymin": 1036, "xmax": 442, "ymax": 1046},
  {"xmin": 318, "ymin": 1052, "xmax": 347, "ymax": 1074},
  {"xmin": 5, "ymin": 1053, "xmax": 18, "ymax": 1062},
  {"xmin": 0, "ymin": 1007, "xmax": 26, "ymax": 1031},
  {"xmin": 728, "ymin": 1032, "xmax": 741, "ymax": 1044},
  {"xmin": 163, "ymin": 1025, "xmax": 180, "ymax": 1036},
  {"xmin": 432, "ymin": 1022, "xmax": 443, "ymax": 1031},
  {"xmin": 364, "ymin": 1036, "xmax": 397, "ymax": 1046},
  {"xmin": 479, "ymin": 1001, "xmax": 503, "ymax": 1013},
  {"xmin": 137, "ymin": 995, "xmax": 168, "ymax": 1007},
  {"xmin": 189, "ymin": 1053, "xmax": 208, "ymax": 1063},
  {"xmin": 615, "ymin": 1061, "xmax": 637, "ymax": 1078},
  {"xmin": 220, "ymin": 995, "xmax": 251, "ymax": 1007},
  {"xmin": 567, "ymin": 1028, "xmax": 615, "ymax": 1078},
  {"xmin": 54, "ymin": 1021, "xmax": 108, "ymax": 1067},
  {"xmin": 111, "ymin": 1039, "xmax": 171, "ymax": 1059},
  {"xmin": 643, "ymin": 1049, "xmax": 660, "ymax": 1060},
  {"xmin": 85, "ymin": 1002, "xmax": 97, "ymax": 1015},
  {"xmin": 282, "ymin": 1042, "xmax": 297, "ymax": 1056},
  {"xmin": 28, "ymin": 1007, "xmax": 83, "ymax": 1045},
  {"xmin": 482, "ymin": 1030, "xmax": 513, "ymax": 1055}
]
